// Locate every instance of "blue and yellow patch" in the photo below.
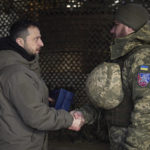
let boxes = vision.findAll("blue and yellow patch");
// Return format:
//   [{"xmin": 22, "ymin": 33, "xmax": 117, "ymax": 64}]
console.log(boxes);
[{"xmin": 140, "ymin": 65, "xmax": 148, "ymax": 71}]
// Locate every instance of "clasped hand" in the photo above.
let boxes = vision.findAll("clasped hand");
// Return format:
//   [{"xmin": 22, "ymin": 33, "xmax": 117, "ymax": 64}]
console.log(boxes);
[{"xmin": 68, "ymin": 111, "xmax": 85, "ymax": 131}]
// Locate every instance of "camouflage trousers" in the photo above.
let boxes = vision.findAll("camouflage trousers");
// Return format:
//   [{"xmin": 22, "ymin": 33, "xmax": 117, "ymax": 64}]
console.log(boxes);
[
  {"xmin": 123, "ymin": 127, "xmax": 150, "ymax": 150},
  {"xmin": 109, "ymin": 126, "xmax": 127, "ymax": 150},
  {"xmin": 109, "ymin": 126, "xmax": 150, "ymax": 150}
]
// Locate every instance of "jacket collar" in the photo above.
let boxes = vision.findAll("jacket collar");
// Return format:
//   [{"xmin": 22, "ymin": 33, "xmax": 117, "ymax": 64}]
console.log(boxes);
[
  {"xmin": 110, "ymin": 34, "xmax": 141, "ymax": 60},
  {"xmin": 110, "ymin": 21, "xmax": 150, "ymax": 60},
  {"xmin": 0, "ymin": 37, "xmax": 35, "ymax": 61}
]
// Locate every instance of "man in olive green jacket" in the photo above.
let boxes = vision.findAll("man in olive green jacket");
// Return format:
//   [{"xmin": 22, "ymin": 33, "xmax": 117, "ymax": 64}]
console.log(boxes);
[
  {"xmin": 0, "ymin": 20, "xmax": 83, "ymax": 150},
  {"xmin": 72, "ymin": 3, "xmax": 150, "ymax": 150}
]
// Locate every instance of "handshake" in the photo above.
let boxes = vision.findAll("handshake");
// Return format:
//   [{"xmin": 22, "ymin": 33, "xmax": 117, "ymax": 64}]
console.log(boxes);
[{"xmin": 68, "ymin": 110, "xmax": 85, "ymax": 131}]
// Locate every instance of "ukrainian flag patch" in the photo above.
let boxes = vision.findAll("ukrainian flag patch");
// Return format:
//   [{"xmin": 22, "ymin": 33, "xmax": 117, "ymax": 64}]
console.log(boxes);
[{"xmin": 140, "ymin": 65, "xmax": 148, "ymax": 71}]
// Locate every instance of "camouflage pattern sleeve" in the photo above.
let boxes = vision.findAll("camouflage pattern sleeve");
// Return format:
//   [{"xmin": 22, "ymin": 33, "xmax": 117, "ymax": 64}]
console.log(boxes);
[
  {"xmin": 123, "ymin": 48, "xmax": 150, "ymax": 150},
  {"xmin": 109, "ymin": 126, "xmax": 128, "ymax": 150},
  {"xmin": 76, "ymin": 103, "xmax": 101, "ymax": 124}
]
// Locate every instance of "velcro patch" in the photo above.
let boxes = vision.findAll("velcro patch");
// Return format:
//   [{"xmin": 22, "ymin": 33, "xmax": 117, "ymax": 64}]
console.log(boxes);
[
  {"xmin": 138, "ymin": 73, "xmax": 150, "ymax": 87},
  {"xmin": 140, "ymin": 65, "xmax": 148, "ymax": 71}
]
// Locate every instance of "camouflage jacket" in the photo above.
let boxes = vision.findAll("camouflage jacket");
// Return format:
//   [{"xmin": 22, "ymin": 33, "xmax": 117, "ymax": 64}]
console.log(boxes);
[{"xmin": 80, "ymin": 21, "xmax": 150, "ymax": 150}]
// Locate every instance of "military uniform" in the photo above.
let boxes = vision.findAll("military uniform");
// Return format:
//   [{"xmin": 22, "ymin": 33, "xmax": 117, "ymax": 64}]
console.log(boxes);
[
  {"xmin": 109, "ymin": 20, "xmax": 150, "ymax": 150},
  {"xmin": 79, "ymin": 21, "xmax": 150, "ymax": 150},
  {"xmin": 77, "ymin": 3, "xmax": 150, "ymax": 150}
]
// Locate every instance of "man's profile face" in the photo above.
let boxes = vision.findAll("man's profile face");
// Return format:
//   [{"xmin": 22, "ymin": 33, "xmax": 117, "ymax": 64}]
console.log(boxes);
[
  {"xmin": 110, "ymin": 21, "xmax": 134, "ymax": 38},
  {"xmin": 23, "ymin": 26, "xmax": 44, "ymax": 55}
]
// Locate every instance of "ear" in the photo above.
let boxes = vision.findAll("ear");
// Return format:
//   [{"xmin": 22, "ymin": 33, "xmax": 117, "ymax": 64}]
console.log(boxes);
[{"xmin": 16, "ymin": 38, "xmax": 24, "ymax": 48}]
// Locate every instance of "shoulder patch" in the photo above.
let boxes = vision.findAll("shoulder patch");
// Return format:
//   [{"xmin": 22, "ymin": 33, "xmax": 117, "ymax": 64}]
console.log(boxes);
[
  {"xmin": 138, "ymin": 73, "xmax": 150, "ymax": 87},
  {"xmin": 140, "ymin": 65, "xmax": 148, "ymax": 71}
]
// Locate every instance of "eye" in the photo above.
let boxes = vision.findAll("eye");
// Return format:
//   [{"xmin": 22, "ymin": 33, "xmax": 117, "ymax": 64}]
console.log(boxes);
[{"xmin": 34, "ymin": 37, "xmax": 39, "ymax": 41}]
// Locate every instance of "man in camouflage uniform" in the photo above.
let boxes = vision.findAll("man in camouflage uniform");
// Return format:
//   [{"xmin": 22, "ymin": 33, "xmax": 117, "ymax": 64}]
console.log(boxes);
[{"xmin": 71, "ymin": 3, "xmax": 150, "ymax": 150}]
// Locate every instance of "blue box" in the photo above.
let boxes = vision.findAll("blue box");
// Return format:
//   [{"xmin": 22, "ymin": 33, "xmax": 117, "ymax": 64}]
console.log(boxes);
[{"xmin": 49, "ymin": 88, "xmax": 74, "ymax": 111}]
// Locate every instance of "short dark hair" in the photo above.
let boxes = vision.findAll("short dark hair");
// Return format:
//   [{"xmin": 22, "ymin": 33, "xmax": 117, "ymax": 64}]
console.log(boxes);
[{"xmin": 9, "ymin": 19, "xmax": 39, "ymax": 41}]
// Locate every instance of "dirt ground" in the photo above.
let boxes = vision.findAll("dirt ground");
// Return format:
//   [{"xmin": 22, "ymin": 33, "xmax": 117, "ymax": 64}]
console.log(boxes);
[{"xmin": 48, "ymin": 141, "xmax": 110, "ymax": 150}]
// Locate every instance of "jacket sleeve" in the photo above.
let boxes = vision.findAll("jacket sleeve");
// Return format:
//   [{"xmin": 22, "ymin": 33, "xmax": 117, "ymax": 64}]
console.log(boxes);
[
  {"xmin": 123, "ymin": 49, "xmax": 150, "ymax": 149},
  {"xmin": 3, "ymin": 71, "xmax": 73, "ymax": 131},
  {"xmin": 76, "ymin": 103, "xmax": 101, "ymax": 124}
]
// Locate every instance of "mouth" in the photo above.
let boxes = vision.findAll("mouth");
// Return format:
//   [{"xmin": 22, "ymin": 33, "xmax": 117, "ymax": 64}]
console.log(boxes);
[{"xmin": 36, "ymin": 48, "xmax": 40, "ymax": 53}]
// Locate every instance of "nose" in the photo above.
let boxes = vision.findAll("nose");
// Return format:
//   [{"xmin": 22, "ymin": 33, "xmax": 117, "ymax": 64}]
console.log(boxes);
[
  {"xmin": 110, "ymin": 27, "xmax": 114, "ymax": 34},
  {"xmin": 39, "ymin": 39, "xmax": 44, "ymax": 47}
]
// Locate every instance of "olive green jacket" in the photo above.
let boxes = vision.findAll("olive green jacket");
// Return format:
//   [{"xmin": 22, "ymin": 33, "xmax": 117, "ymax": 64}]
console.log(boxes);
[{"xmin": 0, "ymin": 49, "xmax": 73, "ymax": 150}]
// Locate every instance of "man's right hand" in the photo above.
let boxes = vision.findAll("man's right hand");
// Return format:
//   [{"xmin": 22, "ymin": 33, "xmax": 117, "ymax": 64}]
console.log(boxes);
[{"xmin": 68, "ymin": 110, "xmax": 85, "ymax": 131}]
